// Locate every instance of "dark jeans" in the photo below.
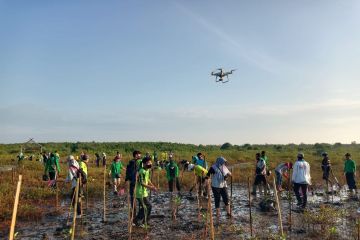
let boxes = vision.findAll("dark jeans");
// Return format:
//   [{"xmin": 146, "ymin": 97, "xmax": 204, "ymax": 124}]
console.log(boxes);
[
  {"xmin": 275, "ymin": 171, "xmax": 282, "ymax": 186},
  {"xmin": 254, "ymin": 174, "xmax": 267, "ymax": 186},
  {"xmin": 212, "ymin": 187, "xmax": 229, "ymax": 208},
  {"xmin": 134, "ymin": 197, "xmax": 152, "ymax": 224},
  {"xmin": 168, "ymin": 178, "xmax": 181, "ymax": 192},
  {"xmin": 293, "ymin": 183, "xmax": 308, "ymax": 207},
  {"xmin": 346, "ymin": 172, "xmax": 357, "ymax": 190},
  {"xmin": 129, "ymin": 182, "xmax": 136, "ymax": 208}
]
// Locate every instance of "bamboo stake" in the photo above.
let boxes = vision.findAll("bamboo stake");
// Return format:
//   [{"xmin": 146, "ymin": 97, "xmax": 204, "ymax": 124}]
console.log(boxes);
[
  {"xmin": 247, "ymin": 177, "xmax": 253, "ymax": 237},
  {"xmin": 288, "ymin": 169, "xmax": 292, "ymax": 234},
  {"xmin": 103, "ymin": 165, "xmax": 106, "ymax": 222},
  {"xmin": 129, "ymin": 174, "xmax": 138, "ymax": 236},
  {"xmin": 196, "ymin": 174, "xmax": 201, "ymax": 221},
  {"xmin": 273, "ymin": 177, "xmax": 284, "ymax": 236},
  {"xmin": 207, "ymin": 179, "xmax": 214, "ymax": 240},
  {"xmin": 157, "ymin": 168, "xmax": 160, "ymax": 189},
  {"xmin": 86, "ymin": 183, "xmax": 88, "ymax": 209},
  {"xmin": 56, "ymin": 184, "xmax": 59, "ymax": 210},
  {"xmin": 79, "ymin": 175, "xmax": 83, "ymax": 219},
  {"xmin": 230, "ymin": 167, "xmax": 233, "ymax": 218},
  {"xmin": 9, "ymin": 175, "xmax": 22, "ymax": 240},
  {"xmin": 71, "ymin": 178, "xmax": 80, "ymax": 240}
]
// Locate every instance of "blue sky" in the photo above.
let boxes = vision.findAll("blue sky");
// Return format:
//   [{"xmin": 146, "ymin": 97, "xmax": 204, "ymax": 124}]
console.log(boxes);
[{"xmin": 1, "ymin": 0, "xmax": 360, "ymax": 144}]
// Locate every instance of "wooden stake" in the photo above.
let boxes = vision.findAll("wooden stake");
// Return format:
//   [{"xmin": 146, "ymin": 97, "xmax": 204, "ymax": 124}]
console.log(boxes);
[
  {"xmin": 9, "ymin": 175, "xmax": 22, "ymax": 240},
  {"xmin": 247, "ymin": 177, "xmax": 253, "ymax": 237},
  {"xmin": 129, "ymin": 179, "xmax": 137, "ymax": 236},
  {"xmin": 56, "ymin": 184, "xmax": 59, "ymax": 210},
  {"xmin": 207, "ymin": 179, "xmax": 214, "ymax": 240},
  {"xmin": 12, "ymin": 168, "xmax": 15, "ymax": 183},
  {"xmin": 157, "ymin": 168, "xmax": 160, "ymax": 189},
  {"xmin": 230, "ymin": 167, "xmax": 233, "ymax": 218},
  {"xmin": 273, "ymin": 177, "xmax": 284, "ymax": 236},
  {"xmin": 288, "ymin": 169, "xmax": 292, "ymax": 234},
  {"xmin": 71, "ymin": 178, "xmax": 80, "ymax": 240},
  {"xmin": 86, "ymin": 183, "xmax": 88, "ymax": 209},
  {"xmin": 103, "ymin": 165, "xmax": 106, "ymax": 222}
]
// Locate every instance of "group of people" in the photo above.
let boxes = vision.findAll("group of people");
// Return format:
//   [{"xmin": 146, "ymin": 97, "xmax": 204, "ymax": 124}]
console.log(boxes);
[
  {"xmin": 252, "ymin": 151, "xmax": 357, "ymax": 209},
  {"xmin": 40, "ymin": 148, "xmax": 357, "ymax": 221}
]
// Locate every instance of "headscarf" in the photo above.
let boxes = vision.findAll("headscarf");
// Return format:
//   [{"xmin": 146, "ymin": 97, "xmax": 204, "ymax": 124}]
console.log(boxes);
[{"xmin": 211, "ymin": 157, "xmax": 230, "ymax": 188}]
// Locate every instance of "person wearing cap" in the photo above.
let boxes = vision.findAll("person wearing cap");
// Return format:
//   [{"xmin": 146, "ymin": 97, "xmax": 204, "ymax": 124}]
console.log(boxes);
[
  {"xmin": 133, "ymin": 156, "xmax": 158, "ymax": 227},
  {"xmin": 275, "ymin": 162, "xmax": 293, "ymax": 192},
  {"xmin": 110, "ymin": 153, "xmax": 123, "ymax": 195},
  {"xmin": 344, "ymin": 153, "xmax": 357, "ymax": 197},
  {"xmin": 292, "ymin": 153, "xmax": 311, "ymax": 209},
  {"xmin": 321, "ymin": 152, "xmax": 332, "ymax": 192},
  {"xmin": 206, "ymin": 157, "xmax": 232, "ymax": 218},
  {"xmin": 251, "ymin": 153, "xmax": 267, "ymax": 196}
]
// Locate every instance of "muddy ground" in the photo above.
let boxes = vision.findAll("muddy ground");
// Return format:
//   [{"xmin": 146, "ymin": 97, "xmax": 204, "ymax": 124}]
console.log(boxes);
[{"xmin": 2, "ymin": 184, "xmax": 360, "ymax": 240}]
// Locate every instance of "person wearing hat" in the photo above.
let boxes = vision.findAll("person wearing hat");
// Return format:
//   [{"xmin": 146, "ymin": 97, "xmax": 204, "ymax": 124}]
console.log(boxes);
[
  {"xmin": 275, "ymin": 162, "xmax": 293, "ymax": 192},
  {"xmin": 321, "ymin": 152, "xmax": 332, "ymax": 192},
  {"xmin": 344, "ymin": 153, "xmax": 357, "ymax": 197},
  {"xmin": 292, "ymin": 153, "xmax": 311, "ymax": 209},
  {"xmin": 66, "ymin": 155, "xmax": 82, "ymax": 216},
  {"xmin": 206, "ymin": 157, "xmax": 232, "ymax": 218}
]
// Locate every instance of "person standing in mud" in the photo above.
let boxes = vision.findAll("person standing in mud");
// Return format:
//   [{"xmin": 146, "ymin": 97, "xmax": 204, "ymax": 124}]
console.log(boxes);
[
  {"xmin": 110, "ymin": 153, "xmax": 123, "ymax": 195},
  {"xmin": 292, "ymin": 153, "xmax": 311, "ymax": 209},
  {"xmin": 79, "ymin": 154, "xmax": 89, "ymax": 197},
  {"xmin": 125, "ymin": 150, "xmax": 142, "ymax": 208},
  {"xmin": 44, "ymin": 152, "xmax": 61, "ymax": 188},
  {"xmin": 344, "ymin": 153, "xmax": 357, "ymax": 197},
  {"xmin": 66, "ymin": 155, "xmax": 82, "ymax": 216},
  {"xmin": 165, "ymin": 155, "xmax": 181, "ymax": 193},
  {"xmin": 321, "ymin": 152, "xmax": 332, "ymax": 192},
  {"xmin": 193, "ymin": 153, "xmax": 209, "ymax": 197},
  {"xmin": 251, "ymin": 153, "xmax": 267, "ymax": 196},
  {"xmin": 274, "ymin": 162, "xmax": 293, "ymax": 192},
  {"xmin": 206, "ymin": 157, "xmax": 232, "ymax": 218},
  {"xmin": 133, "ymin": 156, "xmax": 157, "ymax": 227}
]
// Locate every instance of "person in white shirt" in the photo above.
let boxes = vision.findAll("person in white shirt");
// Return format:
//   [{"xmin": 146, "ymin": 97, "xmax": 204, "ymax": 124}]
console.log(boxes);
[{"xmin": 292, "ymin": 153, "xmax": 311, "ymax": 209}]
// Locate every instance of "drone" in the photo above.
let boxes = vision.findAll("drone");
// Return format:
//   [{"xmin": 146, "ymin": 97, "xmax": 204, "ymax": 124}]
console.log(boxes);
[{"xmin": 211, "ymin": 68, "xmax": 236, "ymax": 83}]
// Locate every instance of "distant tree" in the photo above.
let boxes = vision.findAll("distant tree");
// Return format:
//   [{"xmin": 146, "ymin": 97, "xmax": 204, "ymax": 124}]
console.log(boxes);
[
  {"xmin": 220, "ymin": 142, "xmax": 232, "ymax": 150},
  {"xmin": 351, "ymin": 141, "xmax": 357, "ymax": 145}
]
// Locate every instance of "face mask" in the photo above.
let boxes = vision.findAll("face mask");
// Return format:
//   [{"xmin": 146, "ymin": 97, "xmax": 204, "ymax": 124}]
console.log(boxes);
[{"xmin": 146, "ymin": 164, "xmax": 152, "ymax": 169}]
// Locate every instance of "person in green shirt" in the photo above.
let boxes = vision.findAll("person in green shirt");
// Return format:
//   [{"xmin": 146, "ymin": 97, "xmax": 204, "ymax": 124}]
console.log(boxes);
[
  {"xmin": 44, "ymin": 152, "xmax": 61, "ymax": 188},
  {"xmin": 344, "ymin": 153, "xmax": 357, "ymax": 196},
  {"xmin": 110, "ymin": 154, "xmax": 123, "ymax": 195},
  {"xmin": 134, "ymin": 157, "xmax": 157, "ymax": 227},
  {"xmin": 165, "ymin": 156, "xmax": 181, "ymax": 192}
]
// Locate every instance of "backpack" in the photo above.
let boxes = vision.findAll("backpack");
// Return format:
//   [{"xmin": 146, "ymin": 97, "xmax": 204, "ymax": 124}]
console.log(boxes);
[{"xmin": 77, "ymin": 168, "xmax": 87, "ymax": 184}]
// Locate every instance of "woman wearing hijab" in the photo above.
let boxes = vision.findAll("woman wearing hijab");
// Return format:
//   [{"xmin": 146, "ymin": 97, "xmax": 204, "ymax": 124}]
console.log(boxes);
[{"xmin": 206, "ymin": 157, "xmax": 232, "ymax": 218}]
